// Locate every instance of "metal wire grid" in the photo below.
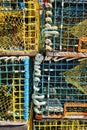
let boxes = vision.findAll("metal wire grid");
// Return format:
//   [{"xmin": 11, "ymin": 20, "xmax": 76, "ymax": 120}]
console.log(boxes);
[
  {"xmin": 33, "ymin": 56, "xmax": 87, "ymax": 119},
  {"xmin": 33, "ymin": 119, "xmax": 87, "ymax": 130},
  {"xmin": 0, "ymin": 56, "xmax": 32, "ymax": 121},
  {"xmin": 51, "ymin": 0, "xmax": 87, "ymax": 52},
  {"xmin": 57, "ymin": 0, "xmax": 87, "ymax": 2},
  {"xmin": 0, "ymin": 0, "xmax": 40, "ymax": 54}
]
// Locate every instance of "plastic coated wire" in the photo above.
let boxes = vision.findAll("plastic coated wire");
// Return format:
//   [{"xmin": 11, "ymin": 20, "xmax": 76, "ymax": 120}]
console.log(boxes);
[
  {"xmin": 0, "ymin": 56, "xmax": 31, "ymax": 121},
  {"xmin": 0, "ymin": 0, "xmax": 40, "ymax": 53},
  {"xmin": 51, "ymin": 0, "xmax": 87, "ymax": 52},
  {"xmin": 33, "ymin": 57, "xmax": 87, "ymax": 118},
  {"xmin": 24, "ymin": 57, "xmax": 29, "ymax": 120},
  {"xmin": 33, "ymin": 119, "xmax": 87, "ymax": 130}
]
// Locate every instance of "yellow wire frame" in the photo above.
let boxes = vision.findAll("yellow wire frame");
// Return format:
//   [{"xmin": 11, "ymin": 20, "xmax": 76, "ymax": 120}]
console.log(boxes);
[
  {"xmin": 0, "ymin": 0, "xmax": 40, "ymax": 54},
  {"xmin": 33, "ymin": 120, "xmax": 87, "ymax": 130},
  {"xmin": 23, "ymin": 0, "xmax": 40, "ymax": 51},
  {"xmin": 13, "ymin": 78, "xmax": 25, "ymax": 121}
]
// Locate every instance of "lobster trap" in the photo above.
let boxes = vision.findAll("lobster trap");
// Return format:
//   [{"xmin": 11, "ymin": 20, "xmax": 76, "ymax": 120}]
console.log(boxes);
[
  {"xmin": 0, "ymin": 0, "xmax": 40, "ymax": 55},
  {"xmin": 33, "ymin": 119, "xmax": 87, "ymax": 130},
  {"xmin": 0, "ymin": 56, "xmax": 32, "ymax": 121},
  {"xmin": 45, "ymin": 0, "xmax": 87, "ymax": 53},
  {"xmin": 33, "ymin": 54, "xmax": 87, "ymax": 119}
]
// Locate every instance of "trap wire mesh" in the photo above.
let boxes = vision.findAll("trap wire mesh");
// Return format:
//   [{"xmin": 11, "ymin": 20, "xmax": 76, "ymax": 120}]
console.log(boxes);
[
  {"xmin": 0, "ymin": 0, "xmax": 40, "ymax": 54},
  {"xmin": 33, "ymin": 119, "xmax": 87, "ymax": 130},
  {"xmin": 32, "ymin": 54, "xmax": 87, "ymax": 119},
  {"xmin": 0, "ymin": 56, "xmax": 32, "ymax": 121},
  {"xmin": 44, "ymin": 0, "xmax": 87, "ymax": 53}
]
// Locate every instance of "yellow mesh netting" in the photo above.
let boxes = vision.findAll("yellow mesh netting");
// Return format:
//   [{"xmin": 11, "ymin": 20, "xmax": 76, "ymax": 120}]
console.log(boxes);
[
  {"xmin": 62, "ymin": 60, "xmax": 87, "ymax": 95},
  {"xmin": 0, "ymin": 0, "xmax": 40, "ymax": 53},
  {"xmin": 0, "ymin": 86, "xmax": 13, "ymax": 120},
  {"xmin": 71, "ymin": 19, "xmax": 87, "ymax": 38},
  {"xmin": 0, "ymin": 12, "xmax": 24, "ymax": 49}
]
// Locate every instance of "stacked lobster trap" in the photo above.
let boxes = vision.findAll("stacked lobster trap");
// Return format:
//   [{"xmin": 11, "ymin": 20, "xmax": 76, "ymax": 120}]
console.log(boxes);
[
  {"xmin": 33, "ymin": 54, "xmax": 87, "ymax": 129},
  {"xmin": 42, "ymin": 0, "xmax": 87, "ymax": 54},
  {"xmin": 0, "ymin": 56, "xmax": 33, "ymax": 121},
  {"xmin": 0, "ymin": 0, "xmax": 40, "ymax": 129},
  {"xmin": 33, "ymin": 54, "xmax": 87, "ymax": 119},
  {"xmin": 33, "ymin": 0, "xmax": 87, "ymax": 129},
  {"xmin": 0, "ymin": 0, "xmax": 87, "ymax": 129},
  {"xmin": 0, "ymin": 0, "xmax": 40, "ymax": 55}
]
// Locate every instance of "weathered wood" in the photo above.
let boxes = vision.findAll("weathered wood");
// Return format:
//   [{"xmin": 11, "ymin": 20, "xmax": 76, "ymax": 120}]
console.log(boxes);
[
  {"xmin": 0, "ymin": 121, "xmax": 27, "ymax": 125},
  {"xmin": 46, "ymin": 51, "xmax": 87, "ymax": 58},
  {"xmin": 0, "ymin": 51, "xmax": 37, "ymax": 56}
]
